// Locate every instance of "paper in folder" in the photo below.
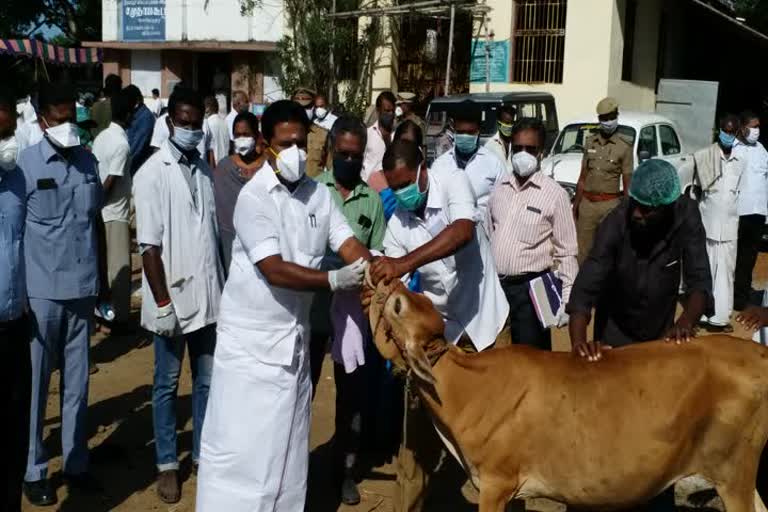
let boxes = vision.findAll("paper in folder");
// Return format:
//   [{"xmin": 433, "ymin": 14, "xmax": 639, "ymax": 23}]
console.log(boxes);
[{"xmin": 527, "ymin": 272, "xmax": 563, "ymax": 329}]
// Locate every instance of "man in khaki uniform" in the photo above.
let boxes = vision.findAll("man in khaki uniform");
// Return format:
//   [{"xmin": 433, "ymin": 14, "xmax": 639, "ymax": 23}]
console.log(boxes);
[
  {"xmin": 395, "ymin": 92, "xmax": 426, "ymax": 135},
  {"xmin": 292, "ymin": 87, "xmax": 328, "ymax": 177},
  {"xmin": 572, "ymin": 97, "xmax": 634, "ymax": 263}
]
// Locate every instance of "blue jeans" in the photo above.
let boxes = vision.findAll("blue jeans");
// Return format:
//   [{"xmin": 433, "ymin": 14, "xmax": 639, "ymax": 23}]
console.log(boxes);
[{"xmin": 152, "ymin": 324, "xmax": 216, "ymax": 471}]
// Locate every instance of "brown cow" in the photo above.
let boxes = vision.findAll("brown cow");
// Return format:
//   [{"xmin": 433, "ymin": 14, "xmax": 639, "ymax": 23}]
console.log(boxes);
[{"xmin": 365, "ymin": 275, "xmax": 768, "ymax": 512}]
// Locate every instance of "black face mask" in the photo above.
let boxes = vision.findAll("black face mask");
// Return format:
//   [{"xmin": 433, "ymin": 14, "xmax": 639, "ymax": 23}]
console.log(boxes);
[
  {"xmin": 379, "ymin": 112, "xmax": 395, "ymax": 130},
  {"xmin": 333, "ymin": 156, "xmax": 363, "ymax": 189}
]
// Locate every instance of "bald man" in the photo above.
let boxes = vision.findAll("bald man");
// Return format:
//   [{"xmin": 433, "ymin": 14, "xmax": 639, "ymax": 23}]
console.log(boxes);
[{"xmin": 226, "ymin": 90, "xmax": 249, "ymax": 141}]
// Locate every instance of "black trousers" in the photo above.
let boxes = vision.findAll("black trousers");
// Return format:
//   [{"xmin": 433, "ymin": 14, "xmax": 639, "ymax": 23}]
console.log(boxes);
[
  {"xmin": 500, "ymin": 275, "xmax": 551, "ymax": 350},
  {"xmin": 735, "ymin": 214, "xmax": 766, "ymax": 310},
  {"xmin": 1, "ymin": 316, "xmax": 31, "ymax": 512},
  {"xmin": 309, "ymin": 331, "xmax": 365, "ymax": 475}
]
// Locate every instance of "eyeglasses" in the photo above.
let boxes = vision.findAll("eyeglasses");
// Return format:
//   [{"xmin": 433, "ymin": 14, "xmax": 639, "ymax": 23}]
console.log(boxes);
[{"xmin": 512, "ymin": 145, "xmax": 540, "ymax": 154}]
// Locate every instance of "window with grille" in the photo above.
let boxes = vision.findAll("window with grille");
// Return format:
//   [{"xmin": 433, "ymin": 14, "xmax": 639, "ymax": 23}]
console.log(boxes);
[{"xmin": 512, "ymin": 0, "xmax": 568, "ymax": 84}]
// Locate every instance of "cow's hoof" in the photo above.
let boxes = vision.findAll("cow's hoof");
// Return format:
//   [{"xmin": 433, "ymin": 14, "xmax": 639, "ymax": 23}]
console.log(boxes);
[{"xmin": 340, "ymin": 476, "xmax": 360, "ymax": 505}]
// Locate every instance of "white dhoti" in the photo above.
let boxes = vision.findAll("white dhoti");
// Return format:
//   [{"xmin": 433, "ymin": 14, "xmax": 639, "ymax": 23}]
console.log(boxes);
[
  {"xmin": 196, "ymin": 327, "xmax": 311, "ymax": 512},
  {"xmin": 705, "ymin": 238, "xmax": 737, "ymax": 326}
]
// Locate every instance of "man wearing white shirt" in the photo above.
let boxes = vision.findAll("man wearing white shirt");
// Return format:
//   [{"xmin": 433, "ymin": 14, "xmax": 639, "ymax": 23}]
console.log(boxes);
[
  {"xmin": 362, "ymin": 91, "xmax": 396, "ymax": 182},
  {"xmin": 734, "ymin": 110, "xmax": 768, "ymax": 311},
  {"xmin": 483, "ymin": 103, "xmax": 516, "ymax": 173},
  {"xmin": 150, "ymin": 110, "xmax": 213, "ymax": 166},
  {"xmin": 196, "ymin": 100, "xmax": 372, "ymax": 512},
  {"xmin": 203, "ymin": 96, "xmax": 230, "ymax": 166},
  {"xmin": 133, "ymin": 86, "xmax": 224, "ymax": 504},
  {"xmin": 430, "ymin": 100, "xmax": 506, "ymax": 220},
  {"xmin": 369, "ymin": 139, "xmax": 508, "ymax": 512},
  {"xmin": 92, "ymin": 89, "xmax": 133, "ymax": 325},
  {"xmin": 149, "ymin": 89, "xmax": 162, "ymax": 117},
  {"xmin": 696, "ymin": 114, "xmax": 745, "ymax": 330},
  {"xmin": 225, "ymin": 90, "xmax": 249, "ymax": 141}
]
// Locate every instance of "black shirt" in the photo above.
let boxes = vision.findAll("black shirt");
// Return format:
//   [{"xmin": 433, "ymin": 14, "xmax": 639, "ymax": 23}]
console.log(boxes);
[{"xmin": 567, "ymin": 196, "xmax": 713, "ymax": 346}]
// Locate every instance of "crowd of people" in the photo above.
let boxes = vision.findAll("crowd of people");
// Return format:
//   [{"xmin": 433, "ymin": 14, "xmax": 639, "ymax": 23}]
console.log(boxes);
[{"xmin": 1, "ymin": 71, "xmax": 768, "ymax": 512}]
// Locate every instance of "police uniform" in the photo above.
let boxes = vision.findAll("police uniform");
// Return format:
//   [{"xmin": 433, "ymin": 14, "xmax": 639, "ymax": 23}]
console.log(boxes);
[
  {"xmin": 576, "ymin": 98, "xmax": 633, "ymax": 263},
  {"xmin": 18, "ymin": 137, "xmax": 103, "ymax": 482},
  {"xmin": 396, "ymin": 92, "xmax": 426, "ymax": 135},
  {"xmin": 306, "ymin": 123, "xmax": 329, "ymax": 178}
]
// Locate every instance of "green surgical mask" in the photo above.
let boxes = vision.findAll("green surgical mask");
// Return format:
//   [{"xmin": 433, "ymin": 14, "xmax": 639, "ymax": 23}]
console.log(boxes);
[
  {"xmin": 394, "ymin": 167, "xmax": 427, "ymax": 211},
  {"xmin": 498, "ymin": 121, "xmax": 513, "ymax": 138}
]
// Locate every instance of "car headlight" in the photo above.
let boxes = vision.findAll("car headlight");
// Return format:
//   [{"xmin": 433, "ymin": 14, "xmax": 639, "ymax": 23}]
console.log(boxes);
[{"xmin": 558, "ymin": 182, "xmax": 576, "ymax": 202}]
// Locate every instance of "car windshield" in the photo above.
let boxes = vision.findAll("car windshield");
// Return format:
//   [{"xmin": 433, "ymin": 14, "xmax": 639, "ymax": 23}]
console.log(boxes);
[
  {"xmin": 426, "ymin": 101, "xmax": 552, "ymax": 138},
  {"xmin": 551, "ymin": 123, "xmax": 636, "ymax": 155}
]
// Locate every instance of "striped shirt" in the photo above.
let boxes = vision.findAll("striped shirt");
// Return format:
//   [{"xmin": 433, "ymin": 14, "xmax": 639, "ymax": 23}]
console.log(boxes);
[{"xmin": 487, "ymin": 170, "xmax": 578, "ymax": 302}]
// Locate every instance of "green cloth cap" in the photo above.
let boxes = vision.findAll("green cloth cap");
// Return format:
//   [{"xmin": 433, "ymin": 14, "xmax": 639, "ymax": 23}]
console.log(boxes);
[{"xmin": 629, "ymin": 159, "xmax": 681, "ymax": 207}]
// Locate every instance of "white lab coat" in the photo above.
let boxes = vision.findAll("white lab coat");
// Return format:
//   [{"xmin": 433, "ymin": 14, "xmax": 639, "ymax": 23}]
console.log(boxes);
[
  {"xmin": 484, "ymin": 131, "xmax": 513, "ymax": 173},
  {"xmin": 197, "ymin": 163, "xmax": 355, "ymax": 511},
  {"xmin": 133, "ymin": 141, "xmax": 224, "ymax": 335},
  {"xmin": 383, "ymin": 168, "xmax": 509, "ymax": 351},
  {"xmin": 699, "ymin": 151, "xmax": 743, "ymax": 326}
]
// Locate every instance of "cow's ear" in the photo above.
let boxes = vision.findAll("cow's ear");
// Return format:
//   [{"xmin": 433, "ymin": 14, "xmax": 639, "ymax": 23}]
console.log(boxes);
[{"xmin": 405, "ymin": 339, "xmax": 436, "ymax": 386}]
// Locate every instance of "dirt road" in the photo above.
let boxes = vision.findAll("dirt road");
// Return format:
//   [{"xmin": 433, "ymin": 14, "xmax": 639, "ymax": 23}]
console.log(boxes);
[{"xmin": 21, "ymin": 255, "xmax": 768, "ymax": 511}]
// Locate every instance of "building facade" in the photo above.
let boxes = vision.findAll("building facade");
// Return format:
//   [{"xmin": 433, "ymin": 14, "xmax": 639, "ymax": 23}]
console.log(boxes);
[
  {"xmin": 84, "ymin": 0, "xmax": 285, "ymax": 105},
  {"xmin": 470, "ymin": 0, "xmax": 768, "ymax": 124}
]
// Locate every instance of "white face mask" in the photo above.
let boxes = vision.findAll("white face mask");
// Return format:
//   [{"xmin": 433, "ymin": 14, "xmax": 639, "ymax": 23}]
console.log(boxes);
[
  {"xmin": 395, "ymin": 106, "xmax": 404, "ymax": 118},
  {"xmin": 273, "ymin": 144, "xmax": 307, "ymax": 183},
  {"xmin": 600, "ymin": 118, "xmax": 619, "ymax": 134},
  {"xmin": 44, "ymin": 120, "xmax": 81, "ymax": 148},
  {"xmin": 511, "ymin": 150, "xmax": 540, "ymax": 178},
  {"xmin": 747, "ymin": 127, "xmax": 761, "ymax": 145},
  {"xmin": 315, "ymin": 107, "xmax": 328, "ymax": 120},
  {"xmin": 233, "ymin": 136, "xmax": 256, "ymax": 156},
  {"xmin": 0, "ymin": 135, "xmax": 19, "ymax": 171}
]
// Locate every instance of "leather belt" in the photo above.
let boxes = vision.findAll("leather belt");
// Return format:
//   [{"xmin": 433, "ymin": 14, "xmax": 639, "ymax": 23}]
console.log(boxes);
[{"xmin": 583, "ymin": 191, "xmax": 622, "ymax": 202}]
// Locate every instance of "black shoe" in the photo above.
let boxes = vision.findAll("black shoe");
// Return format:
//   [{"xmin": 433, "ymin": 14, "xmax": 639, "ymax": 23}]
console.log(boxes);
[
  {"xmin": 340, "ymin": 476, "xmax": 361, "ymax": 505},
  {"xmin": 23, "ymin": 479, "xmax": 57, "ymax": 506},
  {"xmin": 63, "ymin": 472, "xmax": 104, "ymax": 493}
]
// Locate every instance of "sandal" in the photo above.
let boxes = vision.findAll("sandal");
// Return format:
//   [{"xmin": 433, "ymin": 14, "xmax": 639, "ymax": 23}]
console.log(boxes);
[{"xmin": 157, "ymin": 469, "xmax": 181, "ymax": 504}]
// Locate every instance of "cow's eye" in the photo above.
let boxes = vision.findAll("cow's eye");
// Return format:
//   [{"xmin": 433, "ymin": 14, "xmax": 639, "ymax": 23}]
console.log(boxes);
[{"xmin": 394, "ymin": 297, "xmax": 402, "ymax": 315}]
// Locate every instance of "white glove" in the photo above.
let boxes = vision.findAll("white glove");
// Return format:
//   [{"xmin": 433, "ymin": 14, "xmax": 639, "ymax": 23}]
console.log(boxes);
[
  {"xmin": 328, "ymin": 258, "xmax": 367, "ymax": 291},
  {"xmin": 555, "ymin": 304, "xmax": 569, "ymax": 328},
  {"xmin": 155, "ymin": 302, "xmax": 178, "ymax": 337}
]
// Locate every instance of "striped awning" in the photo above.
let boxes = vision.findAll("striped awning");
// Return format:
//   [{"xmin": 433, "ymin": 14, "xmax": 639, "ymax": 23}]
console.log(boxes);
[{"xmin": 0, "ymin": 38, "xmax": 102, "ymax": 65}]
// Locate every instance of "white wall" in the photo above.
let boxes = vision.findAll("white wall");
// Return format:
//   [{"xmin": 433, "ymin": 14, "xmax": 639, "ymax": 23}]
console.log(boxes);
[
  {"xmin": 471, "ymin": 0, "xmax": 654, "ymax": 123},
  {"xmin": 103, "ymin": 0, "xmax": 284, "ymax": 42},
  {"xmin": 130, "ymin": 50, "xmax": 162, "ymax": 96}
]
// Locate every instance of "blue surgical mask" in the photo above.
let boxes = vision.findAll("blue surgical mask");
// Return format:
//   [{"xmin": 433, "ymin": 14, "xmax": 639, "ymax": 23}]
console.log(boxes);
[
  {"xmin": 718, "ymin": 130, "xmax": 736, "ymax": 149},
  {"xmin": 394, "ymin": 167, "xmax": 428, "ymax": 211},
  {"xmin": 171, "ymin": 125, "xmax": 204, "ymax": 151},
  {"xmin": 454, "ymin": 133, "xmax": 478, "ymax": 155}
]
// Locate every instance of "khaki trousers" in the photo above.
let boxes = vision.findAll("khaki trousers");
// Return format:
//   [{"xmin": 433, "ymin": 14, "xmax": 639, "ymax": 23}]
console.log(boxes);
[
  {"xmin": 105, "ymin": 220, "xmax": 131, "ymax": 322},
  {"xmin": 576, "ymin": 197, "xmax": 621, "ymax": 264}
]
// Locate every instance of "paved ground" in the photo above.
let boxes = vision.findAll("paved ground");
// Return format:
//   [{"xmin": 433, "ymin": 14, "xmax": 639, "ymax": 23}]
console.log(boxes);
[{"xmin": 20, "ymin": 254, "xmax": 768, "ymax": 511}]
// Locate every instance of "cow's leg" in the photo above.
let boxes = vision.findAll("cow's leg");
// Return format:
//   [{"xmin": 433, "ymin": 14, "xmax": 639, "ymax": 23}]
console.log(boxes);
[{"xmin": 478, "ymin": 485, "xmax": 509, "ymax": 512}]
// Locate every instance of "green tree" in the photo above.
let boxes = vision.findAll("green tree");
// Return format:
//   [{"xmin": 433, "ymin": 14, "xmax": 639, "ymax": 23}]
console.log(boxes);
[
  {"xmin": 274, "ymin": 0, "xmax": 384, "ymax": 115},
  {"xmin": 0, "ymin": 0, "xmax": 100, "ymax": 43}
]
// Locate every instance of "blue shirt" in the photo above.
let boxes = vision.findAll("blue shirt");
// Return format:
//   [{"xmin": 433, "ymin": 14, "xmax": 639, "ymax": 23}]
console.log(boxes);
[
  {"xmin": 127, "ymin": 104, "xmax": 155, "ymax": 173},
  {"xmin": 0, "ymin": 165, "xmax": 27, "ymax": 321},
  {"xmin": 19, "ymin": 137, "xmax": 103, "ymax": 300}
]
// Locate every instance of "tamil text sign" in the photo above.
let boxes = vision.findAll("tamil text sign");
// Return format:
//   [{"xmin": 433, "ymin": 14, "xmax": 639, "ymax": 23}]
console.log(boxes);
[
  {"xmin": 122, "ymin": 0, "xmax": 166, "ymax": 41},
  {"xmin": 470, "ymin": 40, "xmax": 509, "ymax": 83}
]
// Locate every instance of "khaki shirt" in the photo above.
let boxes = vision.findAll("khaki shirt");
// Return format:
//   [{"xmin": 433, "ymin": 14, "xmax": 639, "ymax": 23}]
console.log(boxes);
[
  {"xmin": 401, "ymin": 113, "xmax": 426, "ymax": 135},
  {"xmin": 306, "ymin": 124, "xmax": 329, "ymax": 178},
  {"xmin": 582, "ymin": 132, "xmax": 634, "ymax": 194}
]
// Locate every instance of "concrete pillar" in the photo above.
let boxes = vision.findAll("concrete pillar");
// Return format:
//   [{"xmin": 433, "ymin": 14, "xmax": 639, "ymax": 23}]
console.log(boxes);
[
  {"xmin": 162, "ymin": 50, "xmax": 185, "ymax": 97},
  {"xmin": 101, "ymin": 49, "xmax": 131, "ymax": 85}
]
